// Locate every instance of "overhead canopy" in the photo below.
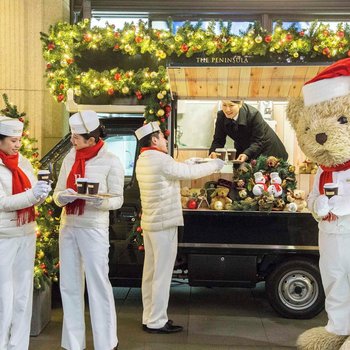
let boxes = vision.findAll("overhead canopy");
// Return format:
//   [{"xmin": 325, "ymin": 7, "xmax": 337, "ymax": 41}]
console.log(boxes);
[{"xmin": 167, "ymin": 65, "xmax": 327, "ymax": 100}]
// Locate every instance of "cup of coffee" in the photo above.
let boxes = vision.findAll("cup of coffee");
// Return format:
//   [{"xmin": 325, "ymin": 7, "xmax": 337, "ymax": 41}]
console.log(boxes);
[
  {"xmin": 76, "ymin": 178, "xmax": 88, "ymax": 194},
  {"xmin": 37, "ymin": 170, "xmax": 51, "ymax": 183},
  {"xmin": 215, "ymin": 148, "xmax": 227, "ymax": 161},
  {"xmin": 87, "ymin": 180, "xmax": 100, "ymax": 195},
  {"xmin": 226, "ymin": 148, "xmax": 236, "ymax": 162},
  {"xmin": 324, "ymin": 183, "xmax": 338, "ymax": 198}
]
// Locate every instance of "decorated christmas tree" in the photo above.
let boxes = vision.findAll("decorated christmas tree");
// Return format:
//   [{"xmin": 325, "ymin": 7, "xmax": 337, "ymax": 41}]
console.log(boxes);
[{"xmin": 1, "ymin": 94, "xmax": 60, "ymax": 290}]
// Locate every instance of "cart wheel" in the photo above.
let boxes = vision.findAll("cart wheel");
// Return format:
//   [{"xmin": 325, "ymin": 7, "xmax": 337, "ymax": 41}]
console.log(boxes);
[{"xmin": 266, "ymin": 259, "xmax": 325, "ymax": 319}]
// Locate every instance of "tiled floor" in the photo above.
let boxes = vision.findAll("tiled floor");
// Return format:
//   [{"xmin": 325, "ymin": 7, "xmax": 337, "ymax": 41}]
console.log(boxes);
[{"xmin": 29, "ymin": 281, "xmax": 327, "ymax": 350}]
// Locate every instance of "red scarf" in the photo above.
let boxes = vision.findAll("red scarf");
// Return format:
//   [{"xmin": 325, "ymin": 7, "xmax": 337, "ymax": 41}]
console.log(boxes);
[
  {"xmin": 66, "ymin": 139, "xmax": 104, "ymax": 215},
  {"xmin": 319, "ymin": 160, "xmax": 350, "ymax": 194},
  {"xmin": 0, "ymin": 151, "xmax": 35, "ymax": 226}
]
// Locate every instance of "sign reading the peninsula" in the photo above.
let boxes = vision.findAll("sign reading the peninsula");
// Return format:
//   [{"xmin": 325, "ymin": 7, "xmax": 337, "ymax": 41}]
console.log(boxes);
[{"xmin": 195, "ymin": 55, "xmax": 250, "ymax": 65}]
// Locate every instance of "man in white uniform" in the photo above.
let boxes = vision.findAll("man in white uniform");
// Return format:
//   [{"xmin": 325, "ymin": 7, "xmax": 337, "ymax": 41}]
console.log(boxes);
[
  {"xmin": 135, "ymin": 122, "xmax": 224, "ymax": 333},
  {"xmin": 53, "ymin": 111, "xmax": 123, "ymax": 350}
]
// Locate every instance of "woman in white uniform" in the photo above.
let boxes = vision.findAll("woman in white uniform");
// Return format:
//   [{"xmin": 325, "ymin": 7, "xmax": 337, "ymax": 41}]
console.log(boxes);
[
  {"xmin": 53, "ymin": 110, "xmax": 124, "ymax": 350},
  {"xmin": 0, "ymin": 116, "xmax": 51, "ymax": 350}
]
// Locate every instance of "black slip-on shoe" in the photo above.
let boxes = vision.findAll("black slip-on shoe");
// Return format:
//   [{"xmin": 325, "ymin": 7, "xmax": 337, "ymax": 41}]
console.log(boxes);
[
  {"xmin": 145, "ymin": 323, "xmax": 183, "ymax": 334},
  {"xmin": 142, "ymin": 319, "xmax": 173, "ymax": 331}
]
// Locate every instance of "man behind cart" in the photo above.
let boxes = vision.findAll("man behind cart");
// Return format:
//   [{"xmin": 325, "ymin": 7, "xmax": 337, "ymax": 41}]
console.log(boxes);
[{"xmin": 135, "ymin": 122, "xmax": 224, "ymax": 333}]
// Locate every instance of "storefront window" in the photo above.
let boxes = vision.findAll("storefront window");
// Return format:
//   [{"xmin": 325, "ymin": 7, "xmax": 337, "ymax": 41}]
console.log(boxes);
[
  {"xmin": 91, "ymin": 16, "xmax": 148, "ymax": 29},
  {"xmin": 273, "ymin": 21, "xmax": 350, "ymax": 32}
]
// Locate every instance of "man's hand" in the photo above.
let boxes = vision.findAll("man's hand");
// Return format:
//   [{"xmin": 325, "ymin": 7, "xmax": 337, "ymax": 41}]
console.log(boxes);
[
  {"xmin": 236, "ymin": 154, "xmax": 248, "ymax": 162},
  {"xmin": 209, "ymin": 152, "xmax": 217, "ymax": 159}
]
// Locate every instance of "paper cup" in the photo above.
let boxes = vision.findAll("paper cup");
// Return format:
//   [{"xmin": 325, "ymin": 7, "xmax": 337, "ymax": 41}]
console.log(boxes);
[
  {"xmin": 76, "ymin": 178, "xmax": 88, "ymax": 194},
  {"xmin": 226, "ymin": 149, "xmax": 236, "ymax": 162},
  {"xmin": 37, "ymin": 170, "xmax": 51, "ymax": 183},
  {"xmin": 87, "ymin": 180, "xmax": 100, "ymax": 195},
  {"xmin": 324, "ymin": 183, "xmax": 338, "ymax": 198}
]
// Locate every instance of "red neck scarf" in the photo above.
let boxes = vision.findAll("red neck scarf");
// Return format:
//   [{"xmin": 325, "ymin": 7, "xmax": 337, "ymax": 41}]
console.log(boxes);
[
  {"xmin": 66, "ymin": 139, "xmax": 104, "ymax": 215},
  {"xmin": 0, "ymin": 151, "xmax": 35, "ymax": 226},
  {"xmin": 319, "ymin": 160, "xmax": 350, "ymax": 194}
]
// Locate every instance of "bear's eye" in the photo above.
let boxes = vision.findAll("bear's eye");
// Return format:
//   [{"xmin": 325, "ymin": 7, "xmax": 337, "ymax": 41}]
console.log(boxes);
[
  {"xmin": 338, "ymin": 116, "xmax": 348, "ymax": 124},
  {"xmin": 305, "ymin": 127, "xmax": 310, "ymax": 132}
]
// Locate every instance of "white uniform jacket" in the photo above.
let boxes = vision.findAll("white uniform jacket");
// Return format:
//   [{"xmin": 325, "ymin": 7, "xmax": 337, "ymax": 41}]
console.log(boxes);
[
  {"xmin": 53, "ymin": 144, "xmax": 124, "ymax": 229},
  {"xmin": 0, "ymin": 155, "xmax": 39, "ymax": 238},
  {"xmin": 308, "ymin": 166, "xmax": 350, "ymax": 234},
  {"xmin": 136, "ymin": 150, "xmax": 219, "ymax": 232}
]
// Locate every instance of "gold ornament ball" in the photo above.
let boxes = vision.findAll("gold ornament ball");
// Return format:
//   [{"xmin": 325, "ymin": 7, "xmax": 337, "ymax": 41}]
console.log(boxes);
[
  {"xmin": 293, "ymin": 52, "xmax": 299, "ymax": 58},
  {"xmin": 60, "ymin": 60, "xmax": 68, "ymax": 67},
  {"xmin": 122, "ymin": 86, "xmax": 130, "ymax": 94},
  {"xmin": 157, "ymin": 109, "xmax": 165, "ymax": 117},
  {"xmin": 157, "ymin": 92, "xmax": 164, "ymax": 99},
  {"xmin": 255, "ymin": 35, "xmax": 263, "ymax": 44},
  {"xmin": 46, "ymin": 196, "xmax": 53, "ymax": 204},
  {"xmin": 149, "ymin": 109, "xmax": 154, "ymax": 114},
  {"xmin": 213, "ymin": 201, "xmax": 223, "ymax": 210},
  {"xmin": 161, "ymin": 90, "xmax": 167, "ymax": 96}
]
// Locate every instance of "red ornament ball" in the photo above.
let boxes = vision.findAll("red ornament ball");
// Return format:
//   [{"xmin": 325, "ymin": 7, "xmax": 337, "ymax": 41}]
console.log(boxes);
[
  {"xmin": 59, "ymin": 84, "xmax": 65, "ymax": 90},
  {"xmin": 136, "ymin": 226, "xmax": 142, "ymax": 233},
  {"xmin": 114, "ymin": 44, "xmax": 120, "ymax": 50},
  {"xmin": 299, "ymin": 31, "xmax": 305, "ymax": 37},
  {"xmin": 83, "ymin": 33, "xmax": 92, "ymax": 42},
  {"xmin": 264, "ymin": 35, "xmax": 272, "ymax": 43},
  {"xmin": 165, "ymin": 105, "xmax": 172, "ymax": 113},
  {"xmin": 46, "ymin": 63, "xmax": 52, "ymax": 69},
  {"xmin": 180, "ymin": 43, "xmax": 189, "ymax": 53},
  {"xmin": 114, "ymin": 73, "xmax": 122, "ymax": 81},
  {"xmin": 187, "ymin": 199, "xmax": 198, "ymax": 209},
  {"xmin": 18, "ymin": 117, "xmax": 24, "ymax": 122},
  {"xmin": 47, "ymin": 42, "xmax": 55, "ymax": 51},
  {"xmin": 337, "ymin": 31, "xmax": 345, "ymax": 38},
  {"xmin": 107, "ymin": 88, "xmax": 115, "ymax": 96},
  {"xmin": 57, "ymin": 94, "xmax": 65, "ymax": 102},
  {"xmin": 164, "ymin": 129, "xmax": 170, "ymax": 137},
  {"xmin": 135, "ymin": 36, "xmax": 143, "ymax": 43},
  {"xmin": 322, "ymin": 47, "xmax": 330, "ymax": 56},
  {"xmin": 138, "ymin": 245, "xmax": 145, "ymax": 251},
  {"xmin": 286, "ymin": 33, "xmax": 293, "ymax": 41},
  {"xmin": 114, "ymin": 32, "xmax": 120, "ymax": 38}
]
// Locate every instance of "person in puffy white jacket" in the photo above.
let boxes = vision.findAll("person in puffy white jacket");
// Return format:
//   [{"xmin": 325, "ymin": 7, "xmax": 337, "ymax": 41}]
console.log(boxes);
[
  {"xmin": 135, "ymin": 122, "xmax": 225, "ymax": 334},
  {"xmin": 0, "ymin": 116, "xmax": 51, "ymax": 350},
  {"xmin": 53, "ymin": 111, "xmax": 123, "ymax": 350}
]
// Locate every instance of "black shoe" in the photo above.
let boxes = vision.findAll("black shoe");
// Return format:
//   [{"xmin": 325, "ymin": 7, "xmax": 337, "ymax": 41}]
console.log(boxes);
[
  {"xmin": 145, "ymin": 323, "xmax": 183, "ymax": 334},
  {"xmin": 142, "ymin": 319, "xmax": 173, "ymax": 331}
]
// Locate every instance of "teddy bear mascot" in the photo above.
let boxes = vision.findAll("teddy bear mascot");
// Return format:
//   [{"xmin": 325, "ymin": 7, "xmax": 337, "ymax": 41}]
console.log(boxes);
[{"xmin": 287, "ymin": 57, "xmax": 350, "ymax": 350}]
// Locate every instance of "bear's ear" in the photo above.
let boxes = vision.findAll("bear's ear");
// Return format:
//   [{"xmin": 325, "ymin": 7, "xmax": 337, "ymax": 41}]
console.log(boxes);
[{"xmin": 286, "ymin": 97, "xmax": 305, "ymax": 129}]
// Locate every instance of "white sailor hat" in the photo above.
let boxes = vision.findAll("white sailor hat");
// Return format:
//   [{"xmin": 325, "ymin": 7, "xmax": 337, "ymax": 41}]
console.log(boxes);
[
  {"xmin": 135, "ymin": 122, "xmax": 161, "ymax": 140},
  {"xmin": 0, "ymin": 115, "xmax": 24, "ymax": 137},
  {"xmin": 69, "ymin": 110, "xmax": 100, "ymax": 134}
]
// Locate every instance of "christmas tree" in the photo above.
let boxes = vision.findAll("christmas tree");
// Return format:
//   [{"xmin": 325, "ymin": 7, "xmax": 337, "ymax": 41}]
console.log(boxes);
[{"xmin": 1, "ymin": 94, "xmax": 60, "ymax": 290}]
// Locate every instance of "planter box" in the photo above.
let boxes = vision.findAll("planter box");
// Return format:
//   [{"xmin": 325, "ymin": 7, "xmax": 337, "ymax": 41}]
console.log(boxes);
[{"xmin": 30, "ymin": 282, "xmax": 52, "ymax": 336}]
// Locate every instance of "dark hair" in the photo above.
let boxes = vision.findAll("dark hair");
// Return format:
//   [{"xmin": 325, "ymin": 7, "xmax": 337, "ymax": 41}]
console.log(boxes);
[
  {"xmin": 138, "ymin": 131, "xmax": 160, "ymax": 148},
  {"xmin": 80, "ymin": 123, "xmax": 106, "ymax": 143},
  {"xmin": 0, "ymin": 134, "xmax": 7, "ymax": 141},
  {"xmin": 230, "ymin": 100, "xmax": 242, "ymax": 104}
]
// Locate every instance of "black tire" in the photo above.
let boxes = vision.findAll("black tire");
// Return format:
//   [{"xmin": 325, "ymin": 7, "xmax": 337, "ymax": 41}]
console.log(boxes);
[{"xmin": 266, "ymin": 258, "xmax": 325, "ymax": 319}]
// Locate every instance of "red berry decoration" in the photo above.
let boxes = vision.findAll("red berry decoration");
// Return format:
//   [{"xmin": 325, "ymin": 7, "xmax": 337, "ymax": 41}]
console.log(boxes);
[
  {"xmin": 286, "ymin": 33, "xmax": 293, "ymax": 41},
  {"xmin": 83, "ymin": 33, "xmax": 92, "ymax": 42},
  {"xmin": 48, "ymin": 210, "xmax": 53, "ymax": 215},
  {"xmin": 264, "ymin": 35, "xmax": 272, "ymax": 43},
  {"xmin": 107, "ymin": 88, "xmax": 114, "ymax": 96},
  {"xmin": 164, "ymin": 129, "xmax": 170, "ymax": 137},
  {"xmin": 114, "ymin": 73, "xmax": 122, "ymax": 81},
  {"xmin": 59, "ymin": 84, "xmax": 65, "ymax": 90},
  {"xmin": 114, "ymin": 44, "xmax": 120, "ymax": 50},
  {"xmin": 57, "ymin": 94, "xmax": 65, "ymax": 102},
  {"xmin": 46, "ymin": 63, "xmax": 52, "ymax": 69},
  {"xmin": 299, "ymin": 31, "xmax": 305, "ymax": 37},
  {"xmin": 138, "ymin": 245, "xmax": 145, "ymax": 251},
  {"xmin": 66, "ymin": 58, "xmax": 74, "ymax": 65},
  {"xmin": 187, "ymin": 199, "xmax": 198, "ymax": 209},
  {"xmin": 160, "ymin": 118, "xmax": 165, "ymax": 123},
  {"xmin": 47, "ymin": 42, "xmax": 55, "ymax": 51},
  {"xmin": 18, "ymin": 117, "xmax": 24, "ymax": 122},
  {"xmin": 136, "ymin": 226, "xmax": 142, "ymax": 232},
  {"xmin": 337, "ymin": 31, "xmax": 345, "ymax": 38},
  {"xmin": 114, "ymin": 32, "xmax": 120, "ymax": 38},
  {"xmin": 180, "ymin": 43, "xmax": 189, "ymax": 53},
  {"xmin": 322, "ymin": 47, "xmax": 330, "ymax": 56},
  {"xmin": 135, "ymin": 36, "xmax": 143, "ymax": 43},
  {"xmin": 165, "ymin": 105, "xmax": 171, "ymax": 113}
]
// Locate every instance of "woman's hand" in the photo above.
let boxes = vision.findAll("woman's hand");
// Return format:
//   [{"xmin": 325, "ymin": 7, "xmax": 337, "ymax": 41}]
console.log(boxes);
[{"xmin": 209, "ymin": 152, "xmax": 217, "ymax": 159}]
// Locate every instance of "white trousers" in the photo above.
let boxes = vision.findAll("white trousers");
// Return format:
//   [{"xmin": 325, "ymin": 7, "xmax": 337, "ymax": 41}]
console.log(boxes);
[
  {"xmin": 142, "ymin": 227, "xmax": 178, "ymax": 329},
  {"xmin": 0, "ymin": 234, "xmax": 35, "ymax": 350},
  {"xmin": 59, "ymin": 226, "xmax": 117, "ymax": 350},
  {"xmin": 319, "ymin": 230, "xmax": 350, "ymax": 335}
]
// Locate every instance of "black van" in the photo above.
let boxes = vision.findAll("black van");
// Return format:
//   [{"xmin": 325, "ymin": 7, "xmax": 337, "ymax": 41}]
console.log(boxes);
[{"xmin": 41, "ymin": 113, "xmax": 323, "ymax": 320}]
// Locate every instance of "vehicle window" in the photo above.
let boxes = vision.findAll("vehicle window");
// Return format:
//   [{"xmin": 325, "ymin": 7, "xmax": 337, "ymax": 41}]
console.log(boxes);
[{"xmin": 104, "ymin": 134, "xmax": 137, "ymax": 179}]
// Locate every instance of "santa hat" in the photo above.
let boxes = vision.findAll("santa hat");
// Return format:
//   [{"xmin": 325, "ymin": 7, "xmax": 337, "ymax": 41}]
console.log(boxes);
[
  {"xmin": 69, "ymin": 110, "xmax": 100, "ymax": 134},
  {"xmin": 302, "ymin": 58, "xmax": 350, "ymax": 106},
  {"xmin": 135, "ymin": 122, "xmax": 160, "ymax": 140},
  {"xmin": 0, "ymin": 116, "xmax": 24, "ymax": 136}
]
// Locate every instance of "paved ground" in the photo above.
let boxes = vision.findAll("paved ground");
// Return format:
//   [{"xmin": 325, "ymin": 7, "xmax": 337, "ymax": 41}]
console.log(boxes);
[{"xmin": 29, "ymin": 281, "xmax": 327, "ymax": 350}]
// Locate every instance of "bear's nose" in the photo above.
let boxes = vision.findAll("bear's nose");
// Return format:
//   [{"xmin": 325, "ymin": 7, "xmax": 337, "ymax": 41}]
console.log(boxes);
[{"xmin": 316, "ymin": 133, "xmax": 327, "ymax": 145}]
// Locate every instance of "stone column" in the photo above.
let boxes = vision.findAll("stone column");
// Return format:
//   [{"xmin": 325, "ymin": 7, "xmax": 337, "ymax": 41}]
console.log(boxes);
[{"xmin": 0, "ymin": 0, "xmax": 70, "ymax": 155}]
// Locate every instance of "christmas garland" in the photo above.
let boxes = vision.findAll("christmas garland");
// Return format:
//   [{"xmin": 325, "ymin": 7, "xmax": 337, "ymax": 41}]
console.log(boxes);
[{"xmin": 41, "ymin": 19, "xmax": 350, "ymax": 133}]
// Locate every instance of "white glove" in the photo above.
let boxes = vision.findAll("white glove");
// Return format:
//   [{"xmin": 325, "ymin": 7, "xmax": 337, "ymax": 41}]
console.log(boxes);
[
  {"xmin": 86, "ymin": 197, "xmax": 104, "ymax": 208},
  {"xmin": 314, "ymin": 195, "xmax": 332, "ymax": 217},
  {"xmin": 57, "ymin": 188, "xmax": 77, "ymax": 205},
  {"xmin": 213, "ymin": 158, "xmax": 225, "ymax": 171},
  {"xmin": 32, "ymin": 181, "xmax": 51, "ymax": 200}
]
